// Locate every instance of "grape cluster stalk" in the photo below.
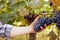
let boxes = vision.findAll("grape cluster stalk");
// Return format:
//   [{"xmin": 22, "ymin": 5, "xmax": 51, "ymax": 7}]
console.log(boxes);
[{"xmin": 34, "ymin": 13, "xmax": 60, "ymax": 32}]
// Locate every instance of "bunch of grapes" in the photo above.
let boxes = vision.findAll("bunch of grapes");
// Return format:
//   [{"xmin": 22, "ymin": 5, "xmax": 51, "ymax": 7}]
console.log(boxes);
[
  {"xmin": 34, "ymin": 13, "xmax": 60, "ymax": 32},
  {"xmin": 52, "ymin": 12, "xmax": 60, "ymax": 30},
  {"xmin": 55, "ymin": 13, "xmax": 60, "ymax": 30},
  {"xmin": 34, "ymin": 17, "xmax": 53, "ymax": 32}
]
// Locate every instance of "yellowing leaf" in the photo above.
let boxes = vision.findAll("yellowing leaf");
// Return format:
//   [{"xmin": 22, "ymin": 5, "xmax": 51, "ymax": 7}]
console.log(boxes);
[
  {"xmin": 57, "ymin": 5, "xmax": 60, "ymax": 10},
  {"xmin": 51, "ymin": 0, "xmax": 60, "ymax": 5}
]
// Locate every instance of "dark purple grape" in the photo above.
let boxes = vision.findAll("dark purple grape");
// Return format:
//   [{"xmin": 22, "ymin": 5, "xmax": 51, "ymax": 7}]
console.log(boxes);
[
  {"xmin": 54, "ymin": 13, "xmax": 60, "ymax": 30},
  {"xmin": 56, "ymin": 21, "xmax": 60, "ymax": 30},
  {"xmin": 44, "ymin": 18, "xmax": 52, "ymax": 26}
]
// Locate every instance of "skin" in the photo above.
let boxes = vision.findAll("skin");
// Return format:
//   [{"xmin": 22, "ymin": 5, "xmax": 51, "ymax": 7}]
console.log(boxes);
[
  {"xmin": 10, "ymin": 16, "xmax": 47, "ymax": 38},
  {"xmin": 10, "ymin": 16, "xmax": 40, "ymax": 37}
]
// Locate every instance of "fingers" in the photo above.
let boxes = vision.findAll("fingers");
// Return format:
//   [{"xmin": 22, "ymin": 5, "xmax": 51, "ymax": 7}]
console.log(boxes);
[
  {"xmin": 40, "ymin": 26, "xmax": 44, "ymax": 30},
  {"xmin": 44, "ymin": 24, "xmax": 47, "ymax": 28},
  {"xmin": 39, "ymin": 24, "xmax": 47, "ymax": 32}
]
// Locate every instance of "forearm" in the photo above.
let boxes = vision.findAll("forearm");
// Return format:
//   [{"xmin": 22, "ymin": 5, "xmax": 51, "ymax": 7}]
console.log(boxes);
[
  {"xmin": 10, "ymin": 26, "xmax": 33, "ymax": 37},
  {"xmin": 0, "ymin": 16, "xmax": 39, "ymax": 38}
]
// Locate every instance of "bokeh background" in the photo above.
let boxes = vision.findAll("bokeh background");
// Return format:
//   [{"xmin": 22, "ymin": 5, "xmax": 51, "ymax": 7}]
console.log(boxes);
[{"xmin": 0, "ymin": 0, "xmax": 60, "ymax": 40}]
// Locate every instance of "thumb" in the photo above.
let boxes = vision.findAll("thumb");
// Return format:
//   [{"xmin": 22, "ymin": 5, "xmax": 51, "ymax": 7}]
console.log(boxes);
[
  {"xmin": 33, "ymin": 16, "xmax": 40, "ymax": 23},
  {"xmin": 31, "ymin": 16, "xmax": 40, "ymax": 25}
]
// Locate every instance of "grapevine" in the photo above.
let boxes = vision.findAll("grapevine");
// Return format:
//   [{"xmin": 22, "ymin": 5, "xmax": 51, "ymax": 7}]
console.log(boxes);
[{"xmin": 34, "ymin": 12, "xmax": 60, "ymax": 32}]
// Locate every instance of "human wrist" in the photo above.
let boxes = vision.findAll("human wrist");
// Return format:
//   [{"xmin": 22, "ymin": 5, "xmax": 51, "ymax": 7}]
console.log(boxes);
[{"xmin": 29, "ymin": 26, "xmax": 35, "ymax": 33}]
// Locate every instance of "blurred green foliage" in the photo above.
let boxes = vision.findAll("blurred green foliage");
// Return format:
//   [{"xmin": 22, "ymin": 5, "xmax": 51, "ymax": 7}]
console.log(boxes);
[
  {"xmin": 0, "ymin": 0, "xmax": 53, "ymax": 25},
  {"xmin": 0, "ymin": 0, "xmax": 60, "ymax": 40},
  {"xmin": 0, "ymin": 0, "xmax": 44, "ymax": 25}
]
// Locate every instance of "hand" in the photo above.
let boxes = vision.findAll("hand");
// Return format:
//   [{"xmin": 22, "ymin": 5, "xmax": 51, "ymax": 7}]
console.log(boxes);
[
  {"xmin": 29, "ymin": 16, "xmax": 47, "ymax": 33},
  {"xmin": 29, "ymin": 16, "xmax": 39, "ymax": 33}
]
